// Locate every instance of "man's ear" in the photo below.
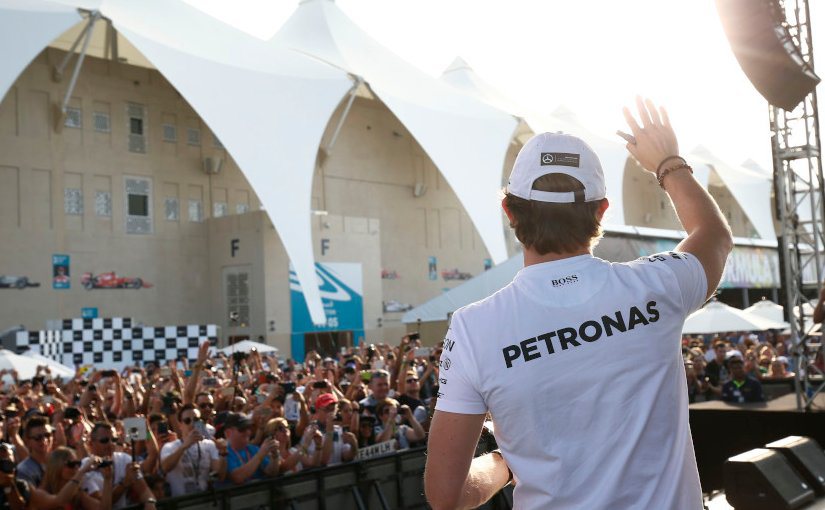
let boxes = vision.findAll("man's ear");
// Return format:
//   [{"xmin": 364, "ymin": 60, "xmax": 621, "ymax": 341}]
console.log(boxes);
[
  {"xmin": 501, "ymin": 197, "xmax": 515, "ymax": 227},
  {"xmin": 596, "ymin": 198, "xmax": 609, "ymax": 220}
]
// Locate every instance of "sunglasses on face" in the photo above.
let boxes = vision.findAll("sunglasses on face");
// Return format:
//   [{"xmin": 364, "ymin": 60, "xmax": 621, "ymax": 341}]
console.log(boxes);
[
  {"xmin": 406, "ymin": 378, "xmax": 418, "ymax": 383},
  {"xmin": 65, "ymin": 460, "xmax": 82, "ymax": 469},
  {"xmin": 198, "ymin": 403, "xmax": 214, "ymax": 409},
  {"xmin": 96, "ymin": 437, "xmax": 113, "ymax": 444},
  {"xmin": 181, "ymin": 417, "xmax": 197, "ymax": 425},
  {"xmin": 30, "ymin": 433, "xmax": 53, "ymax": 442}
]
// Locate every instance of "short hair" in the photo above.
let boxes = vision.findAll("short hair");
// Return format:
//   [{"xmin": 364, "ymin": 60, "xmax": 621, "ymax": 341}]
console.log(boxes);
[
  {"xmin": 24, "ymin": 417, "xmax": 49, "ymax": 437},
  {"xmin": 370, "ymin": 370, "xmax": 390, "ymax": 381},
  {"xmin": 504, "ymin": 174, "xmax": 604, "ymax": 255},
  {"xmin": 90, "ymin": 422, "xmax": 114, "ymax": 438},
  {"xmin": 195, "ymin": 392, "xmax": 212, "ymax": 401},
  {"xmin": 148, "ymin": 413, "xmax": 166, "ymax": 425},
  {"xmin": 177, "ymin": 403, "xmax": 196, "ymax": 421}
]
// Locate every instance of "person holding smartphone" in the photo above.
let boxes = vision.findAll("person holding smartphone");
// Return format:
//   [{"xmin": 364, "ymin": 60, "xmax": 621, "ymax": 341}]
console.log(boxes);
[
  {"xmin": 160, "ymin": 404, "xmax": 227, "ymax": 496},
  {"xmin": 425, "ymin": 99, "xmax": 732, "ymax": 509},
  {"xmin": 305, "ymin": 394, "xmax": 357, "ymax": 467},
  {"xmin": 81, "ymin": 423, "xmax": 157, "ymax": 509}
]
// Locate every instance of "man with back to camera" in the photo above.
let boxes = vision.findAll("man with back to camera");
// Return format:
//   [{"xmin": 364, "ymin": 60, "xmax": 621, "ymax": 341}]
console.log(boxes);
[{"xmin": 424, "ymin": 98, "xmax": 733, "ymax": 509}]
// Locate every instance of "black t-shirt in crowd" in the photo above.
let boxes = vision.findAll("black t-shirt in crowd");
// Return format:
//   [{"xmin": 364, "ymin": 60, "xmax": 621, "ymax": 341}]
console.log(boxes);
[{"xmin": 397, "ymin": 394, "xmax": 425, "ymax": 412}]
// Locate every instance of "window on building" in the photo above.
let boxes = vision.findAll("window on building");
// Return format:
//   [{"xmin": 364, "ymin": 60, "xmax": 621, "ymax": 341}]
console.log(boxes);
[
  {"xmin": 213, "ymin": 134, "xmax": 224, "ymax": 149},
  {"xmin": 127, "ymin": 103, "xmax": 147, "ymax": 153},
  {"xmin": 95, "ymin": 191, "xmax": 112, "ymax": 217},
  {"xmin": 187, "ymin": 128, "xmax": 201, "ymax": 146},
  {"xmin": 162, "ymin": 123, "xmax": 177, "ymax": 143},
  {"xmin": 64, "ymin": 188, "xmax": 83, "ymax": 215},
  {"xmin": 93, "ymin": 111, "xmax": 110, "ymax": 132},
  {"xmin": 165, "ymin": 198, "xmax": 179, "ymax": 221},
  {"xmin": 188, "ymin": 199, "xmax": 203, "ymax": 223},
  {"xmin": 226, "ymin": 271, "xmax": 250, "ymax": 327},
  {"xmin": 125, "ymin": 177, "xmax": 152, "ymax": 234},
  {"xmin": 236, "ymin": 203, "xmax": 249, "ymax": 214},
  {"xmin": 213, "ymin": 202, "xmax": 228, "ymax": 218},
  {"xmin": 64, "ymin": 107, "xmax": 82, "ymax": 129}
]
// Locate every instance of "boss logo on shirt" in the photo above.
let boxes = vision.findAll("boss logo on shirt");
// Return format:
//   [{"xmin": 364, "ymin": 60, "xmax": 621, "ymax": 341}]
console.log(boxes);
[
  {"xmin": 440, "ymin": 357, "xmax": 452, "ymax": 370},
  {"xmin": 551, "ymin": 274, "xmax": 579, "ymax": 287},
  {"xmin": 444, "ymin": 338, "xmax": 455, "ymax": 351}
]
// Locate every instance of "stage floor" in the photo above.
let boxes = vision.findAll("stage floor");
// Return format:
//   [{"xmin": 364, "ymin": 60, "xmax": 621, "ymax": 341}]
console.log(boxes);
[
  {"xmin": 690, "ymin": 392, "xmax": 825, "ymax": 412},
  {"xmin": 707, "ymin": 491, "xmax": 825, "ymax": 509}
]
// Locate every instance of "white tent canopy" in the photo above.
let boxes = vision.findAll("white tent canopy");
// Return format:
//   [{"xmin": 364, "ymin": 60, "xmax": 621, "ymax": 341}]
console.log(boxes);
[
  {"xmin": 690, "ymin": 146, "xmax": 776, "ymax": 240},
  {"xmin": 218, "ymin": 340, "xmax": 279, "ymax": 355},
  {"xmin": 0, "ymin": 0, "xmax": 81, "ymax": 102},
  {"xmin": 683, "ymin": 300, "xmax": 787, "ymax": 335},
  {"xmin": 105, "ymin": 0, "xmax": 353, "ymax": 325},
  {"xmin": 743, "ymin": 298, "xmax": 785, "ymax": 324},
  {"xmin": 21, "ymin": 350, "xmax": 75, "ymax": 379},
  {"xmin": 403, "ymin": 254, "xmax": 523, "ymax": 323},
  {"xmin": 273, "ymin": 0, "xmax": 517, "ymax": 264},
  {"xmin": 0, "ymin": 350, "xmax": 47, "ymax": 381},
  {"xmin": 0, "ymin": 0, "xmax": 355, "ymax": 325}
]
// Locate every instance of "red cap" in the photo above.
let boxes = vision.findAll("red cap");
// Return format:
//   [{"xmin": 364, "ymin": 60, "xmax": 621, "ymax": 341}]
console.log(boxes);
[{"xmin": 315, "ymin": 393, "xmax": 337, "ymax": 410}]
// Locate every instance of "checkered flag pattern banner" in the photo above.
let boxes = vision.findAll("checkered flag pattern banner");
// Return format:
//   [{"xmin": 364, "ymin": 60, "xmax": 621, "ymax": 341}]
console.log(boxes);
[{"xmin": 13, "ymin": 317, "xmax": 218, "ymax": 369}]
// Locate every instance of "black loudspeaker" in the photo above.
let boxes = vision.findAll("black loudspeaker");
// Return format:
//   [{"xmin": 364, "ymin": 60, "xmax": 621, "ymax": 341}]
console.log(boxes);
[
  {"xmin": 724, "ymin": 448, "xmax": 815, "ymax": 509},
  {"xmin": 767, "ymin": 436, "xmax": 825, "ymax": 496},
  {"xmin": 715, "ymin": 0, "xmax": 820, "ymax": 111}
]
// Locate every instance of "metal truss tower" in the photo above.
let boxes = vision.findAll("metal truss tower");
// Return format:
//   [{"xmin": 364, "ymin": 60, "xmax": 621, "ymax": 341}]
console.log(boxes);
[{"xmin": 771, "ymin": 0, "xmax": 825, "ymax": 410}]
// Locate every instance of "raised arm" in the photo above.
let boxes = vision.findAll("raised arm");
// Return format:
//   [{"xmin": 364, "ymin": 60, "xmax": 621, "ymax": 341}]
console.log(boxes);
[{"xmin": 623, "ymin": 97, "xmax": 733, "ymax": 298}]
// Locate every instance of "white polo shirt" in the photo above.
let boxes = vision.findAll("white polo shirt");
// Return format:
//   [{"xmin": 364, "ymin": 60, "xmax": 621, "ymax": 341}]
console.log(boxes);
[{"xmin": 436, "ymin": 252, "xmax": 706, "ymax": 510}]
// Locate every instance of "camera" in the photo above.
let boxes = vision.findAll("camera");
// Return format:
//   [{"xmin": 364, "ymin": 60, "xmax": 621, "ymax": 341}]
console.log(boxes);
[
  {"xmin": 96, "ymin": 460, "xmax": 113, "ymax": 469},
  {"xmin": 100, "ymin": 370, "xmax": 116, "ymax": 378},
  {"xmin": 232, "ymin": 352, "xmax": 248, "ymax": 363},
  {"xmin": 0, "ymin": 459, "xmax": 15, "ymax": 474}
]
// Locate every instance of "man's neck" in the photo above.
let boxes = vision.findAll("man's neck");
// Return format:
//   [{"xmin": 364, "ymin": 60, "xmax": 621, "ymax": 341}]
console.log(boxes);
[
  {"xmin": 523, "ymin": 246, "xmax": 590, "ymax": 268},
  {"xmin": 31, "ymin": 451, "xmax": 48, "ymax": 465}
]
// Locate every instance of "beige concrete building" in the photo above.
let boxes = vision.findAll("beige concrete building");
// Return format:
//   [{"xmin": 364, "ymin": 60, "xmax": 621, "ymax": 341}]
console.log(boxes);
[{"xmin": 0, "ymin": 46, "xmax": 775, "ymax": 359}]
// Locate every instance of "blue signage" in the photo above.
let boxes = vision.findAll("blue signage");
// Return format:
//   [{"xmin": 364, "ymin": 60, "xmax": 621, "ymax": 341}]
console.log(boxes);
[
  {"xmin": 289, "ymin": 263, "xmax": 364, "ymax": 361},
  {"xmin": 81, "ymin": 307, "xmax": 98, "ymax": 319}
]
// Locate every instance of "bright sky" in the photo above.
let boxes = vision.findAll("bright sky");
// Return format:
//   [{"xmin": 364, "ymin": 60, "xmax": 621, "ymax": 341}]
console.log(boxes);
[{"xmin": 185, "ymin": 0, "xmax": 825, "ymax": 171}]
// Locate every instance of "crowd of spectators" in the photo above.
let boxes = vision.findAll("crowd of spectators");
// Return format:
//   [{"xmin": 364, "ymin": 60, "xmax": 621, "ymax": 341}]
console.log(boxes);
[
  {"xmin": 0, "ymin": 334, "xmax": 442, "ymax": 509},
  {"xmin": 682, "ymin": 331, "xmax": 797, "ymax": 404}
]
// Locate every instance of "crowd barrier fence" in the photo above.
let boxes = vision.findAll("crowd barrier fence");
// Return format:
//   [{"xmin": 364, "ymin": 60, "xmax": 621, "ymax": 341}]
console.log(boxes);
[{"xmin": 125, "ymin": 446, "xmax": 514, "ymax": 510}]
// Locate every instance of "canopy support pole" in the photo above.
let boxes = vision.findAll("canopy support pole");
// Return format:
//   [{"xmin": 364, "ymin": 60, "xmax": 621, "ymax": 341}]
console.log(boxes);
[
  {"xmin": 326, "ymin": 76, "xmax": 363, "ymax": 153},
  {"xmin": 53, "ymin": 11, "xmax": 100, "ymax": 117}
]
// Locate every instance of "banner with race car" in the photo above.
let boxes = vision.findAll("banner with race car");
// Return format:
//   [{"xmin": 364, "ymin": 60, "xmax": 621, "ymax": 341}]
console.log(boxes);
[{"xmin": 81, "ymin": 271, "xmax": 153, "ymax": 290}]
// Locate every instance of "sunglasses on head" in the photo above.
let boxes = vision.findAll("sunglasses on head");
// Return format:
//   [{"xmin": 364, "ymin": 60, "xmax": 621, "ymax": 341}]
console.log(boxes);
[
  {"xmin": 30, "ymin": 432, "xmax": 52, "ymax": 442},
  {"xmin": 65, "ymin": 460, "xmax": 82, "ymax": 468}
]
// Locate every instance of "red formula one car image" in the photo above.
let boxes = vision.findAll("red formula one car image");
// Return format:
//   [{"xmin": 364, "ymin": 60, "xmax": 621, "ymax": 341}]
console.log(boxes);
[{"xmin": 81, "ymin": 272, "xmax": 152, "ymax": 290}]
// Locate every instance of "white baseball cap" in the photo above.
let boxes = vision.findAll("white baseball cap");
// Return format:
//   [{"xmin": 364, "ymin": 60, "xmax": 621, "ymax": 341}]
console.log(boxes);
[{"xmin": 507, "ymin": 132, "xmax": 606, "ymax": 203}]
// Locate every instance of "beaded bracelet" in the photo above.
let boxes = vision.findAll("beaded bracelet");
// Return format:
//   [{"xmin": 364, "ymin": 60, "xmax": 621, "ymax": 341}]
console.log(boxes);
[
  {"xmin": 655, "ymin": 155, "xmax": 686, "ymax": 176},
  {"xmin": 657, "ymin": 163, "xmax": 693, "ymax": 189}
]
